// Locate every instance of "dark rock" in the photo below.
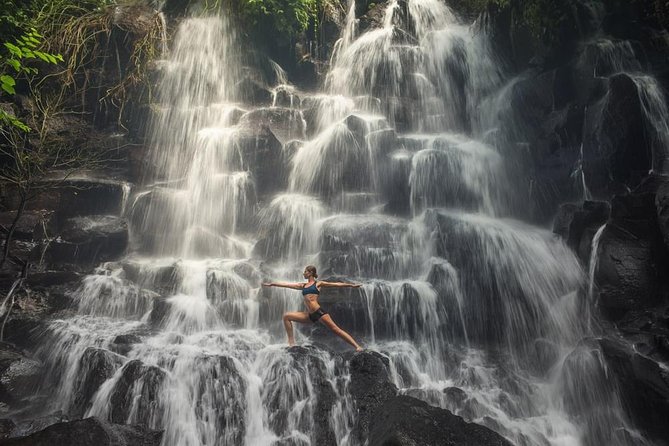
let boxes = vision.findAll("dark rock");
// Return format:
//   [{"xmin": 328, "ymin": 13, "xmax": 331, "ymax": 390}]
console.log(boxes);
[
  {"xmin": 319, "ymin": 215, "xmax": 410, "ymax": 279},
  {"xmin": 348, "ymin": 349, "xmax": 508, "ymax": 446},
  {"xmin": 113, "ymin": 334, "xmax": 142, "ymax": 345},
  {"xmin": 234, "ymin": 125, "xmax": 283, "ymax": 197},
  {"xmin": 272, "ymin": 86, "xmax": 302, "ymax": 108},
  {"xmin": 291, "ymin": 59, "xmax": 319, "ymax": 91},
  {"xmin": 10, "ymin": 178, "xmax": 128, "ymax": 220},
  {"xmin": 0, "ymin": 343, "xmax": 41, "ymax": 412},
  {"xmin": 656, "ymin": 180, "xmax": 669, "ymax": 251},
  {"xmin": 261, "ymin": 346, "xmax": 337, "ymax": 445},
  {"xmin": 0, "ymin": 418, "xmax": 15, "ymax": 439},
  {"xmin": 0, "ymin": 212, "xmax": 54, "ymax": 242},
  {"xmin": 349, "ymin": 351, "xmax": 397, "ymax": 441},
  {"xmin": 234, "ymin": 77, "xmax": 273, "ymax": 105},
  {"xmin": 599, "ymin": 338, "xmax": 669, "ymax": 445},
  {"xmin": 40, "ymin": 216, "xmax": 128, "ymax": 266},
  {"xmin": 369, "ymin": 395, "xmax": 513, "ymax": 446},
  {"xmin": 121, "ymin": 260, "xmax": 178, "ymax": 294},
  {"xmin": 443, "ymin": 386, "xmax": 467, "ymax": 406},
  {"xmin": 584, "ymin": 73, "xmax": 650, "ymax": 197},
  {"xmin": 238, "ymin": 108, "xmax": 306, "ymax": 145},
  {"xmin": 108, "ymin": 360, "xmax": 165, "ymax": 426},
  {"xmin": 191, "ymin": 354, "xmax": 246, "ymax": 445},
  {"xmin": 1, "ymin": 416, "xmax": 162, "ymax": 446},
  {"xmin": 149, "ymin": 297, "xmax": 170, "ymax": 327},
  {"xmin": 553, "ymin": 200, "xmax": 610, "ymax": 263},
  {"xmin": 381, "ymin": 149, "xmax": 412, "ymax": 215},
  {"xmin": 8, "ymin": 412, "xmax": 69, "ymax": 439},
  {"xmin": 72, "ymin": 348, "xmax": 124, "ymax": 416},
  {"xmin": 594, "ymin": 188, "xmax": 669, "ymax": 319}
]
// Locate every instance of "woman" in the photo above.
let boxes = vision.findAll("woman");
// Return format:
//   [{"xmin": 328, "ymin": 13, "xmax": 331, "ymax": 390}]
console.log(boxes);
[{"xmin": 262, "ymin": 265, "xmax": 363, "ymax": 351}]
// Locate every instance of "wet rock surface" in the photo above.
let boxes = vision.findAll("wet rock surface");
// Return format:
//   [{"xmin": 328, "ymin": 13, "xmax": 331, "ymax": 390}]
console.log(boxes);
[
  {"xmin": 599, "ymin": 338, "xmax": 669, "ymax": 445},
  {"xmin": 594, "ymin": 178, "xmax": 669, "ymax": 320},
  {"xmin": 108, "ymin": 360, "xmax": 166, "ymax": 426},
  {"xmin": 1, "ymin": 416, "xmax": 163, "ymax": 446},
  {"xmin": 348, "ymin": 352, "xmax": 511, "ymax": 446},
  {"xmin": 0, "ymin": 343, "xmax": 42, "ymax": 414},
  {"xmin": 553, "ymin": 200, "xmax": 610, "ymax": 263},
  {"xmin": 40, "ymin": 216, "xmax": 129, "ymax": 267},
  {"xmin": 71, "ymin": 348, "xmax": 124, "ymax": 417}
]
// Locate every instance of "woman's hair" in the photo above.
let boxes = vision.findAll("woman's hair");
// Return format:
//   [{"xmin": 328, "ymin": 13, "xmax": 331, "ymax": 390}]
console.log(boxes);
[{"xmin": 305, "ymin": 265, "xmax": 318, "ymax": 279}]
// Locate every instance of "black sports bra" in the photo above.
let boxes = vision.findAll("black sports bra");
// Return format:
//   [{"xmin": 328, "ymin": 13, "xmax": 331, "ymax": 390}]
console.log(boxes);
[{"xmin": 301, "ymin": 282, "xmax": 320, "ymax": 295}]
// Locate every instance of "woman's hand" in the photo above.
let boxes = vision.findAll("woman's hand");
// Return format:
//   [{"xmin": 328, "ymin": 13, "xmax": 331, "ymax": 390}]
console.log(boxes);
[
  {"xmin": 262, "ymin": 283, "xmax": 274, "ymax": 287},
  {"xmin": 352, "ymin": 284, "xmax": 362, "ymax": 288}
]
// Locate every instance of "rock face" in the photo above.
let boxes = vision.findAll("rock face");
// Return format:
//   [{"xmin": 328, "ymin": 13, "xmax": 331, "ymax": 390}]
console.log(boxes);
[
  {"xmin": 599, "ymin": 338, "xmax": 669, "ymax": 445},
  {"xmin": 583, "ymin": 73, "xmax": 650, "ymax": 197},
  {"xmin": 369, "ymin": 396, "xmax": 513, "ymax": 446},
  {"xmin": 553, "ymin": 200, "xmax": 610, "ymax": 263},
  {"xmin": 71, "ymin": 348, "xmax": 124, "ymax": 417},
  {"xmin": 594, "ymin": 178, "xmax": 669, "ymax": 320},
  {"xmin": 1, "ymin": 417, "xmax": 163, "ymax": 446},
  {"xmin": 348, "ymin": 352, "xmax": 512, "ymax": 446},
  {"xmin": 0, "ymin": 343, "xmax": 42, "ymax": 414},
  {"xmin": 108, "ymin": 360, "xmax": 166, "ymax": 426},
  {"xmin": 40, "ymin": 216, "xmax": 129, "ymax": 267}
]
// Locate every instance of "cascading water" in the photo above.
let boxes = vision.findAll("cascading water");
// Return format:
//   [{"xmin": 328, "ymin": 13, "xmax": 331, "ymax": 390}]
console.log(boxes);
[{"xmin": 30, "ymin": 1, "xmax": 664, "ymax": 445}]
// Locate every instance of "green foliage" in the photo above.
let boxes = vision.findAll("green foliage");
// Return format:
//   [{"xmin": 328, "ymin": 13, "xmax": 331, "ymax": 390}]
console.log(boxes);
[
  {"xmin": 240, "ymin": 0, "xmax": 320, "ymax": 38},
  {"xmin": 1, "ymin": 28, "xmax": 62, "ymax": 133}
]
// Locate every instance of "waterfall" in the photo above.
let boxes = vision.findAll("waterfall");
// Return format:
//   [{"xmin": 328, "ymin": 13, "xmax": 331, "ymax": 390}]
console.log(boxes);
[{"xmin": 31, "ymin": 1, "xmax": 660, "ymax": 445}]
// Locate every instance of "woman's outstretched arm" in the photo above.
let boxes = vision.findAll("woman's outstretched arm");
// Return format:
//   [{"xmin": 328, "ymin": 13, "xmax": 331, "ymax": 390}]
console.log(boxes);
[
  {"xmin": 262, "ymin": 281, "xmax": 303, "ymax": 290},
  {"xmin": 318, "ymin": 281, "xmax": 362, "ymax": 288}
]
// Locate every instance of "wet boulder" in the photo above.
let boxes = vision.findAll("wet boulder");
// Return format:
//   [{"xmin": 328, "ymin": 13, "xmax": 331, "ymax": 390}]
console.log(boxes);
[
  {"xmin": 288, "ymin": 347, "xmax": 338, "ymax": 446},
  {"xmin": 261, "ymin": 346, "xmax": 337, "ymax": 445},
  {"xmin": 71, "ymin": 348, "xmax": 124, "ymax": 416},
  {"xmin": 272, "ymin": 86, "xmax": 302, "ymax": 108},
  {"xmin": 553, "ymin": 200, "xmax": 610, "ymax": 263},
  {"xmin": 233, "ymin": 77, "xmax": 273, "ymax": 105},
  {"xmin": 40, "ymin": 216, "xmax": 128, "ymax": 266},
  {"xmin": 656, "ymin": 180, "xmax": 669, "ymax": 251},
  {"xmin": 6, "ymin": 412, "xmax": 69, "ymax": 439},
  {"xmin": 349, "ymin": 351, "xmax": 398, "ymax": 441},
  {"xmin": 206, "ymin": 268, "xmax": 252, "ymax": 326},
  {"xmin": 594, "ymin": 187, "xmax": 669, "ymax": 319},
  {"xmin": 121, "ymin": 259, "xmax": 179, "ymax": 295},
  {"xmin": 238, "ymin": 108, "xmax": 306, "ymax": 145},
  {"xmin": 319, "ymin": 215, "xmax": 412, "ymax": 279},
  {"xmin": 110, "ymin": 334, "xmax": 142, "ymax": 356},
  {"xmin": 599, "ymin": 338, "xmax": 669, "ymax": 445},
  {"xmin": 348, "ymin": 351, "xmax": 510, "ymax": 446},
  {"xmin": 192, "ymin": 354, "xmax": 247, "ymax": 445},
  {"xmin": 0, "ymin": 343, "xmax": 42, "ymax": 412},
  {"xmin": 583, "ymin": 73, "xmax": 650, "ymax": 197},
  {"xmin": 233, "ymin": 125, "xmax": 284, "ymax": 197},
  {"xmin": 368, "ymin": 395, "xmax": 513, "ymax": 446},
  {"xmin": 108, "ymin": 360, "xmax": 166, "ymax": 426},
  {"xmin": 1, "ymin": 417, "xmax": 162, "ymax": 446}
]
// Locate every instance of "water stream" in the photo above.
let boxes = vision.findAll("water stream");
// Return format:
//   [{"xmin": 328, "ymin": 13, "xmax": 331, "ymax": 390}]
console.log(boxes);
[{"xmin": 30, "ymin": 1, "xmax": 666, "ymax": 445}]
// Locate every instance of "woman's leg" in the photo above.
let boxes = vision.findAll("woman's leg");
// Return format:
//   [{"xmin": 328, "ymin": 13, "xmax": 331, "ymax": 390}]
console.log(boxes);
[
  {"xmin": 319, "ymin": 314, "xmax": 363, "ymax": 351},
  {"xmin": 282, "ymin": 312, "xmax": 310, "ymax": 346}
]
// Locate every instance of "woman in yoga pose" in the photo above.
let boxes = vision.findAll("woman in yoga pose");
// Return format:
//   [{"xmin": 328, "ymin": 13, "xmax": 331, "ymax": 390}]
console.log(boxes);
[{"xmin": 262, "ymin": 265, "xmax": 363, "ymax": 351}]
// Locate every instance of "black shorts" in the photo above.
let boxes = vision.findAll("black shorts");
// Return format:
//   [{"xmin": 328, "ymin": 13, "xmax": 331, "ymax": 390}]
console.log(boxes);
[{"xmin": 309, "ymin": 307, "xmax": 328, "ymax": 323}]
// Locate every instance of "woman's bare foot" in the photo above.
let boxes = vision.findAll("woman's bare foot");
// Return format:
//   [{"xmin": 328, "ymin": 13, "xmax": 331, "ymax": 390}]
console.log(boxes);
[{"xmin": 355, "ymin": 346, "xmax": 363, "ymax": 352}]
